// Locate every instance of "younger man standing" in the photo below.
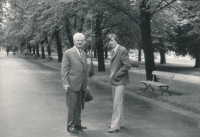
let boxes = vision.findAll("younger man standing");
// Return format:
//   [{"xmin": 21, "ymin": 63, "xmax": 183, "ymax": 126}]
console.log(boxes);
[{"xmin": 107, "ymin": 34, "xmax": 131, "ymax": 133}]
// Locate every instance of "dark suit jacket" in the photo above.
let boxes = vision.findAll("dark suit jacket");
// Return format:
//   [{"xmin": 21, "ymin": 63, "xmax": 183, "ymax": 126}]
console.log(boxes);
[
  {"xmin": 61, "ymin": 47, "xmax": 87, "ymax": 92},
  {"xmin": 110, "ymin": 45, "xmax": 131, "ymax": 85}
]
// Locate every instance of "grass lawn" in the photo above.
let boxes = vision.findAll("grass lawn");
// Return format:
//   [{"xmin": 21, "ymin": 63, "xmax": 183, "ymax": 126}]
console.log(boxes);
[{"xmin": 90, "ymin": 55, "xmax": 200, "ymax": 114}]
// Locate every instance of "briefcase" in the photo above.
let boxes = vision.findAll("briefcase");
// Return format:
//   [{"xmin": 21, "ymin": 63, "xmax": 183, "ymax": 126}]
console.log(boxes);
[{"xmin": 84, "ymin": 90, "xmax": 93, "ymax": 102}]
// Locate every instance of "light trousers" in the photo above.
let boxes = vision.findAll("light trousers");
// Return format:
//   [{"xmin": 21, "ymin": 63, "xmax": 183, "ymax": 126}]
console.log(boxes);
[{"xmin": 110, "ymin": 85, "xmax": 125, "ymax": 130}]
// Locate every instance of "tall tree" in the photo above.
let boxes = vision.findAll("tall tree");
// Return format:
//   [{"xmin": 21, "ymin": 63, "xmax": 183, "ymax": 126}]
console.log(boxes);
[
  {"xmin": 49, "ymin": 26, "xmax": 62, "ymax": 62},
  {"xmin": 152, "ymin": 37, "xmax": 167, "ymax": 64},
  {"xmin": 170, "ymin": 24, "xmax": 200, "ymax": 68},
  {"xmin": 44, "ymin": 31, "xmax": 51, "ymax": 56},
  {"xmin": 95, "ymin": 12, "xmax": 105, "ymax": 71},
  {"xmin": 166, "ymin": 1, "xmax": 200, "ymax": 68},
  {"xmin": 40, "ymin": 39, "xmax": 45, "ymax": 59},
  {"xmin": 102, "ymin": 0, "xmax": 181, "ymax": 80},
  {"xmin": 87, "ymin": 0, "xmax": 135, "ymax": 71}
]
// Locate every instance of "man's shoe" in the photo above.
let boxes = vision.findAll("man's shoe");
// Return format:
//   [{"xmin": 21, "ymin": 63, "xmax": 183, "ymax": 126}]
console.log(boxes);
[
  {"xmin": 67, "ymin": 127, "xmax": 80, "ymax": 133},
  {"xmin": 75, "ymin": 125, "xmax": 87, "ymax": 130},
  {"xmin": 108, "ymin": 125, "xmax": 124, "ymax": 129},
  {"xmin": 108, "ymin": 128, "xmax": 119, "ymax": 133}
]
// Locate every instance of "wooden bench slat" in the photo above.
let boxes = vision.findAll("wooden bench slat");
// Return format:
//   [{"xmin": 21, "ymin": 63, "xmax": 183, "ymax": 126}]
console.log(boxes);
[{"xmin": 141, "ymin": 81, "xmax": 168, "ymax": 87}]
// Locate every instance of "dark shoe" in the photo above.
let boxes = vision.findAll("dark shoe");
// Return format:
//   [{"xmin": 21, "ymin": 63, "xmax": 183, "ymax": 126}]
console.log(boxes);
[
  {"xmin": 108, "ymin": 128, "xmax": 119, "ymax": 133},
  {"xmin": 108, "ymin": 125, "xmax": 124, "ymax": 129},
  {"xmin": 75, "ymin": 125, "xmax": 87, "ymax": 130},
  {"xmin": 67, "ymin": 127, "xmax": 80, "ymax": 133}
]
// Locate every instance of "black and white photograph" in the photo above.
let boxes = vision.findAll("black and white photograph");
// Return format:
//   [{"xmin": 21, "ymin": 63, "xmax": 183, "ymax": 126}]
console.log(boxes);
[{"xmin": 0, "ymin": 0, "xmax": 199, "ymax": 137}]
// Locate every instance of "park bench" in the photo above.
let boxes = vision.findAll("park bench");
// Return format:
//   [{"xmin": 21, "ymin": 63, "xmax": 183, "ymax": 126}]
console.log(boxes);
[
  {"xmin": 31, "ymin": 54, "xmax": 37, "ymax": 59},
  {"xmin": 22, "ymin": 53, "xmax": 37, "ymax": 59},
  {"xmin": 141, "ymin": 71, "xmax": 175, "ymax": 96},
  {"xmin": 46, "ymin": 55, "xmax": 52, "ymax": 61},
  {"xmin": 22, "ymin": 49, "xmax": 29, "ymax": 58}
]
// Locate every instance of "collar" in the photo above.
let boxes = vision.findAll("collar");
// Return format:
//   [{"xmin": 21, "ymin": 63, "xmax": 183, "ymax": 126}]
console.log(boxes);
[
  {"xmin": 113, "ymin": 44, "xmax": 119, "ymax": 52},
  {"xmin": 74, "ymin": 46, "xmax": 81, "ymax": 57}
]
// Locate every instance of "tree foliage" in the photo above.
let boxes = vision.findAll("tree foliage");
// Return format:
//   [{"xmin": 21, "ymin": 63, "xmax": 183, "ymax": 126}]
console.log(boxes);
[
  {"xmin": 169, "ymin": 23, "xmax": 200, "ymax": 67},
  {"xmin": 1, "ymin": 0, "xmax": 199, "ymax": 74}
]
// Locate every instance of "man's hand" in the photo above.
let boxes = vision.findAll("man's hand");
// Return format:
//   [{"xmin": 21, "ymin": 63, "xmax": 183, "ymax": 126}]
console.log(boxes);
[
  {"xmin": 63, "ymin": 85, "xmax": 70, "ymax": 92},
  {"xmin": 86, "ymin": 86, "xmax": 89, "ymax": 91}
]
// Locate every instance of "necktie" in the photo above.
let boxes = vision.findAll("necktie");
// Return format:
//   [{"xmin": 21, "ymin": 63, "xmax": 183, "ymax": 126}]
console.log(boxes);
[
  {"xmin": 79, "ymin": 49, "xmax": 82, "ymax": 57},
  {"xmin": 111, "ymin": 50, "xmax": 114, "ymax": 57}
]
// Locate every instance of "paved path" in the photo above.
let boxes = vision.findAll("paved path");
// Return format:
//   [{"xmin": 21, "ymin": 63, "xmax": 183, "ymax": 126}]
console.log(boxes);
[
  {"xmin": 0, "ymin": 52, "xmax": 199, "ymax": 137},
  {"xmin": 15, "ymin": 52, "xmax": 200, "ymax": 114},
  {"xmin": 15, "ymin": 52, "xmax": 200, "ymax": 117}
]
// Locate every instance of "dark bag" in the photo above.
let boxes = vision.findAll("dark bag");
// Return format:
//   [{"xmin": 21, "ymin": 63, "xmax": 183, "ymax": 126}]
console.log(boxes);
[{"xmin": 84, "ymin": 90, "xmax": 93, "ymax": 102}]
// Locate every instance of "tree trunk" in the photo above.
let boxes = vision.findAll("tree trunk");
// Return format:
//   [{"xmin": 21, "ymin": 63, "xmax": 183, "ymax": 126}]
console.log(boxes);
[
  {"xmin": 29, "ymin": 46, "xmax": 32, "ymax": 53},
  {"xmin": 40, "ymin": 40, "xmax": 45, "ymax": 59},
  {"xmin": 140, "ymin": 3, "xmax": 156, "ymax": 80},
  {"xmin": 160, "ymin": 51, "xmax": 166, "ymax": 64},
  {"xmin": 65, "ymin": 15, "xmax": 74, "ymax": 47},
  {"xmin": 28, "ymin": 43, "xmax": 31, "ymax": 53},
  {"xmin": 20, "ymin": 45, "xmax": 23, "ymax": 53},
  {"xmin": 94, "ymin": 49, "xmax": 97, "ymax": 58},
  {"xmin": 36, "ymin": 42, "xmax": 40, "ymax": 57},
  {"xmin": 194, "ymin": 53, "xmax": 200, "ymax": 68},
  {"xmin": 30, "ymin": 46, "xmax": 32, "ymax": 54},
  {"xmin": 44, "ymin": 31, "xmax": 51, "ymax": 56},
  {"xmin": 78, "ymin": 16, "xmax": 84, "ymax": 33},
  {"xmin": 33, "ymin": 45, "xmax": 35, "ymax": 54},
  {"xmin": 41, "ymin": 46, "xmax": 45, "ymax": 59},
  {"xmin": 47, "ymin": 46, "xmax": 51, "ymax": 56},
  {"xmin": 138, "ymin": 49, "xmax": 141, "ymax": 61},
  {"xmin": 20, "ymin": 41, "xmax": 26, "ymax": 53},
  {"xmin": 95, "ymin": 13, "xmax": 105, "ymax": 71},
  {"xmin": 54, "ymin": 30, "xmax": 62, "ymax": 62},
  {"xmin": 41, "ymin": 44, "xmax": 45, "ymax": 59},
  {"xmin": 74, "ymin": 16, "xmax": 77, "ymax": 30},
  {"xmin": 105, "ymin": 46, "xmax": 108, "ymax": 58}
]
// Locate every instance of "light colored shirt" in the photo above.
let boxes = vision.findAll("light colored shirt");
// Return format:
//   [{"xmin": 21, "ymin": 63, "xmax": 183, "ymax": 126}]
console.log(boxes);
[
  {"xmin": 111, "ymin": 44, "xmax": 119, "ymax": 56},
  {"xmin": 74, "ymin": 46, "xmax": 82, "ymax": 57},
  {"xmin": 113, "ymin": 44, "xmax": 119, "ymax": 52}
]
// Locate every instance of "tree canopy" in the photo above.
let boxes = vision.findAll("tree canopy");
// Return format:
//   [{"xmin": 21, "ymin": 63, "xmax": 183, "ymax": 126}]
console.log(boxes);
[{"xmin": 1, "ymin": 0, "xmax": 199, "ymax": 75}]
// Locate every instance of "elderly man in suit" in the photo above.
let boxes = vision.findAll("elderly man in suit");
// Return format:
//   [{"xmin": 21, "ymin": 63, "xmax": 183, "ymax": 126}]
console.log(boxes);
[
  {"xmin": 107, "ymin": 34, "xmax": 131, "ymax": 133},
  {"xmin": 61, "ymin": 32, "xmax": 88, "ymax": 133}
]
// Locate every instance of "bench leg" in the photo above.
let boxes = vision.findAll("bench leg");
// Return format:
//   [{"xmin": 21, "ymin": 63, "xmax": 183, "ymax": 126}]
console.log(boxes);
[
  {"xmin": 142, "ymin": 83, "xmax": 155, "ymax": 92},
  {"xmin": 150, "ymin": 86, "xmax": 155, "ymax": 92},
  {"xmin": 159, "ymin": 87, "xmax": 171, "ymax": 96}
]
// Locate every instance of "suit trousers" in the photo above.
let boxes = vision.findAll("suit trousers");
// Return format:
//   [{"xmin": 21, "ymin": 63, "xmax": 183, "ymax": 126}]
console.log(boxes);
[
  {"xmin": 66, "ymin": 86, "xmax": 83, "ymax": 128},
  {"xmin": 110, "ymin": 85, "xmax": 125, "ymax": 130}
]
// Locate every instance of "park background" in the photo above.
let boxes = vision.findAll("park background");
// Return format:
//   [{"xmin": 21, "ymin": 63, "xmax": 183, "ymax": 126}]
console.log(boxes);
[{"xmin": 0, "ymin": 0, "xmax": 199, "ymax": 114}]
